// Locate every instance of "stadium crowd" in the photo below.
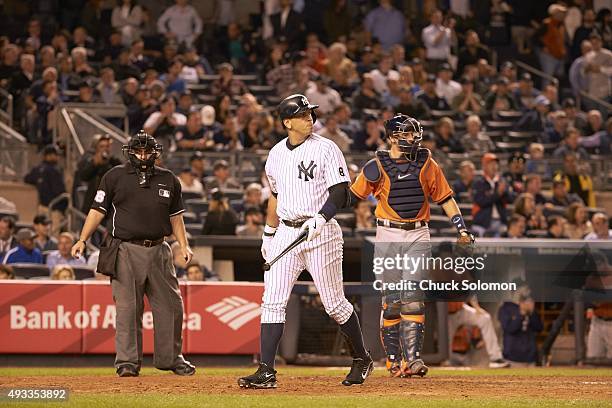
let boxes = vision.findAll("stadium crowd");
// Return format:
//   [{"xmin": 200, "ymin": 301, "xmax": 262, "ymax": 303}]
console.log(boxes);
[{"xmin": 0, "ymin": 0, "xmax": 611, "ymax": 363}]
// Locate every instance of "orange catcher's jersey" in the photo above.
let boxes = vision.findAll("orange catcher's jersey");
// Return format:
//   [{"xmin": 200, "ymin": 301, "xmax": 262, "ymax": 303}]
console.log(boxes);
[{"xmin": 350, "ymin": 149, "xmax": 453, "ymax": 223}]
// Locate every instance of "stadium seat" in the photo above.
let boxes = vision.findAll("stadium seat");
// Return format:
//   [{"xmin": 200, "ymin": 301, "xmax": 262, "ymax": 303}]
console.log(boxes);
[
  {"xmin": 486, "ymin": 131, "xmax": 506, "ymax": 143},
  {"xmin": 431, "ymin": 110, "xmax": 456, "ymax": 119},
  {"xmin": 249, "ymin": 85, "xmax": 276, "ymax": 97},
  {"xmin": 419, "ymin": 120, "xmax": 435, "ymax": 130},
  {"xmin": 428, "ymin": 215, "xmax": 451, "ymax": 230},
  {"xmin": 486, "ymin": 120, "xmax": 513, "ymax": 131},
  {"xmin": 182, "ymin": 191, "xmax": 204, "ymax": 201},
  {"xmin": 497, "ymin": 110, "xmax": 523, "ymax": 121},
  {"xmin": 9, "ymin": 263, "xmax": 50, "ymax": 279},
  {"xmin": 458, "ymin": 203, "xmax": 472, "ymax": 215},
  {"xmin": 182, "ymin": 211, "xmax": 198, "ymax": 224},
  {"xmin": 73, "ymin": 266, "xmax": 95, "ymax": 280},
  {"xmin": 335, "ymin": 213, "xmax": 355, "ymax": 228},
  {"xmin": 185, "ymin": 199, "xmax": 209, "ymax": 215},
  {"xmin": 495, "ymin": 141, "xmax": 526, "ymax": 153},
  {"xmin": 507, "ymin": 131, "xmax": 538, "ymax": 144},
  {"xmin": 526, "ymin": 229, "xmax": 548, "ymax": 238},
  {"xmin": 186, "ymin": 223, "xmax": 203, "ymax": 236},
  {"xmin": 224, "ymin": 189, "xmax": 244, "ymax": 200}
]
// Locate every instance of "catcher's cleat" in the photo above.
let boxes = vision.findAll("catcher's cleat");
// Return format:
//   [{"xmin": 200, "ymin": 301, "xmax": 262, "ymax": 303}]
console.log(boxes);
[
  {"xmin": 401, "ymin": 359, "xmax": 429, "ymax": 378},
  {"xmin": 386, "ymin": 359, "xmax": 402, "ymax": 377},
  {"xmin": 238, "ymin": 363, "xmax": 278, "ymax": 389},
  {"xmin": 342, "ymin": 353, "xmax": 374, "ymax": 386},
  {"xmin": 489, "ymin": 358, "xmax": 511, "ymax": 368}
]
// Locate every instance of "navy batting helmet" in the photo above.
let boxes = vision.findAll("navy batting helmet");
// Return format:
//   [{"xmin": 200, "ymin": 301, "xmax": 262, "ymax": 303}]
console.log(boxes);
[
  {"xmin": 277, "ymin": 94, "xmax": 319, "ymax": 126},
  {"xmin": 383, "ymin": 114, "xmax": 423, "ymax": 161}
]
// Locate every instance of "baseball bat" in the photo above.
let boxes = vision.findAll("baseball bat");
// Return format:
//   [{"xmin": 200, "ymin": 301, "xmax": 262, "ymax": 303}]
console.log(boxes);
[{"xmin": 262, "ymin": 231, "xmax": 308, "ymax": 271}]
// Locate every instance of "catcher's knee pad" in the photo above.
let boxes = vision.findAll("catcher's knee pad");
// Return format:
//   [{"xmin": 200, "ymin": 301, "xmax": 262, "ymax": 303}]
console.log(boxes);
[
  {"xmin": 400, "ymin": 301, "xmax": 425, "ymax": 317},
  {"xmin": 382, "ymin": 293, "xmax": 401, "ymax": 320},
  {"xmin": 399, "ymin": 319, "xmax": 425, "ymax": 363},
  {"xmin": 381, "ymin": 294, "xmax": 401, "ymax": 365}
]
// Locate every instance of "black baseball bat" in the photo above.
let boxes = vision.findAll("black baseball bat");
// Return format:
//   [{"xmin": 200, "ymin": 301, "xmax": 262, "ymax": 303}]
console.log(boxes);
[{"xmin": 262, "ymin": 231, "xmax": 308, "ymax": 271}]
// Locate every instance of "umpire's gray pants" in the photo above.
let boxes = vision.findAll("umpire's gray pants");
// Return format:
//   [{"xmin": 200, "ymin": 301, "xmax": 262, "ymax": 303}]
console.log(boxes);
[{"xmin": 111, "ymin": 241, "xmax": 187, "ymax": 370}]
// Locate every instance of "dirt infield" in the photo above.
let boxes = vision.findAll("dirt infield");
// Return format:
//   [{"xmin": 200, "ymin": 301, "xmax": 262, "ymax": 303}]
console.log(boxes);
[{"xmin": 2, "ymin": 369, "xmax": 611, "ymax": 401}]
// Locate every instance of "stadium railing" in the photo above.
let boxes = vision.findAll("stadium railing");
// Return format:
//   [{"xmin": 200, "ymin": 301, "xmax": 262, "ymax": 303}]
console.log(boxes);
[
  {"xmin": 0, "ymin": 87, "xmax": 13, "ymax": 128},
  {"xmin": 0, "ymin": 120, "xmax": 29, "ymax": 182}
]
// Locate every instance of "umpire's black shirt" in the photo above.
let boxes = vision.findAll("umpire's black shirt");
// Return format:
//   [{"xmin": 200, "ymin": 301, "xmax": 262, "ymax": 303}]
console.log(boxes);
[{"xmin": 91, "ymin": 164, "xmax": 185, "ymax": 240}]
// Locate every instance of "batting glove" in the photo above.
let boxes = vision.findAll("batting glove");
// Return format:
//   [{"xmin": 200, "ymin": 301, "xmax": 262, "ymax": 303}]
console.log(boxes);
[
  {"xmin": 261, "ymin": 225, "xmax": 277, "ymax": 261},
  {"xmin": 299, "ymin": 214, "xmax": 327, "ymax": 242}
]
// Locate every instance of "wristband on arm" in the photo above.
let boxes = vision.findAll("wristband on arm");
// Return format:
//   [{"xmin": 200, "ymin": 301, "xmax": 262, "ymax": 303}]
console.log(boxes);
[
  {"xmin": 263, "ymin": 224, "xmax": 277, "ymax": 237},
  {"xmin": 451, "ymin": 214, "xmax": 467, "ymax": 233}
]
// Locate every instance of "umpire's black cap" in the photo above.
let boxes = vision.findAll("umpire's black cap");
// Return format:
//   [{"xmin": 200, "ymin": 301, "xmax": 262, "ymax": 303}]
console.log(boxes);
[{"xmin": 277, "ymin": 94, "xmax": 319, "ymax": 122}]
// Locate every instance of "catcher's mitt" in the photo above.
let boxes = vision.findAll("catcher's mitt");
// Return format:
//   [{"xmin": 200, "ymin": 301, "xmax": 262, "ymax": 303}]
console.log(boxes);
[{"xmin": 457, "ymin": 230, "xmax": 475, "ymax": 245}]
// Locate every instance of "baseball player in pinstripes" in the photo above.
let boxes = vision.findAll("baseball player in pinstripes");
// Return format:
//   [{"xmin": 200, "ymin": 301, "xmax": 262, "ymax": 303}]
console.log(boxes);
[
  {"xmin": 238, "ymin": 94, "xmax": 373, "ymax": 389},
  {"xmin": 350, "ymin": 114, "xmax": 475, "ymax": 378}
]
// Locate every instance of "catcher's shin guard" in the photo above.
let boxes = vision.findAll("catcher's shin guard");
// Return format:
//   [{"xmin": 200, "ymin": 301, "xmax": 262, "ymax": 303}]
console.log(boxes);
[
  {"xmin": 399, "ymin": 318, "xmax": 428, "ymax": 377},
  {"xmin": 381, "ymin": 318, "xmax": 402, "ymax": 376}
]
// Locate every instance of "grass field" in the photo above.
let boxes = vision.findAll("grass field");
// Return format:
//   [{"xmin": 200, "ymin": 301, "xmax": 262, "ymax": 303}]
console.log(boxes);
[{"xmin": 1, "ymin": 366, "xmax": 611, "ymax": 407}]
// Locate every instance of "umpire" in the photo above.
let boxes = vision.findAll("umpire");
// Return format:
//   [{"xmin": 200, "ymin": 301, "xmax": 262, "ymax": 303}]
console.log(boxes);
[{"xmin": 71, "ymin": 131, "xmax": 195, "ymax": 377}]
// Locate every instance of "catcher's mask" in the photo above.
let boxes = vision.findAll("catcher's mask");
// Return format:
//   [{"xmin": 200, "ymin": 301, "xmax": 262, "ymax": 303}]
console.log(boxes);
[
  {"xmin": 122, "ymin": 130, "xmax": 162, "ymax": 187},
  {"xmin": 384, "ymin": 114, "xmax": 423, "ymax": 161}
]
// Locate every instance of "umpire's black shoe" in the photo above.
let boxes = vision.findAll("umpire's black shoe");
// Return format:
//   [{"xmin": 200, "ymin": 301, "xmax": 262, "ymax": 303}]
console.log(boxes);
[
  {"xmin": 117, "ymin": 365, "xmax": 139, "ymax": 377},
  {"xmin": 171, "ymin": 361, "xmax": 196, "ymax": 376},
  {"xmin": 238, "ymin": 363, "xmax": 278, "ymax": 389},
  {"xmin": 342, "ymin": 353, "xmax": 374, "ymax": 386}
]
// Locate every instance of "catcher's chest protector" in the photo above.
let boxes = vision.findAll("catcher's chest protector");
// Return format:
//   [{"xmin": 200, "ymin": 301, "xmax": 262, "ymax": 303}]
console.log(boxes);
[{"xmin": 376, "ymin": 149, "xmax": 429, "ymax": 220}]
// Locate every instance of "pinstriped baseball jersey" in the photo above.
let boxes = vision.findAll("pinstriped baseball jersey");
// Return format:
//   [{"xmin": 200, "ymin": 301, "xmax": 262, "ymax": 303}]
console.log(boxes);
[
  {"xmin": 265, "ymin": 134, "xmax": 350, "ymax": 221},
  {"xmin": 260, "ymin": 133, "xmax": 354, "ymax": 325}
]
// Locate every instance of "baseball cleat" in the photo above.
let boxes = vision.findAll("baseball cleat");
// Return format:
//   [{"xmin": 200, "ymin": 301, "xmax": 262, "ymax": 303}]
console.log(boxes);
[
  {"xmin": 386, "ymin": 360, "xmax": 402, "ymax": 377},
  {"xmin": 401, "ymin": 359, "xmax": 428, "ymax": 377},
  {"xmin": 116, "ymin": 365, "xmax": 139, "ymax": 377},
  {"xmin": 238, "ymin": 363, "xmax": 278, "ymax": 389},
  {"xmin": 489, "ymin": 358, "xmax": 511, "ymax": 368},
  {"xmin": 342, "ymin": 353, "xmax": 374, "ymax": 386},
  {"xmin": 171, "ymin": 361, "xmax": 196, "ymax": 376}
]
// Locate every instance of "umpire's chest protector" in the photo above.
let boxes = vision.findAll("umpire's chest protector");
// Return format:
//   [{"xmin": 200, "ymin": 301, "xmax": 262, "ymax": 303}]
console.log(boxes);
[{"xmin": 376, "ymin": 149, "xmax": 428, "ymax": 220}]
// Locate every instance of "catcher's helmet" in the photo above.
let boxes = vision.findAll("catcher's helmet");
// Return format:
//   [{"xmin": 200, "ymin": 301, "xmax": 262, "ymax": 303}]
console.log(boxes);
[
  {"xmin": 383, "ymin": 114, "xmax": 423, "ymax": 161},
  {"xmin": 122, "ymin": 130, "xmax": 162, "ymax": 179},
  {"xmin": 277, "ymin": 94, "xmax": 319, "ymax": 126}
]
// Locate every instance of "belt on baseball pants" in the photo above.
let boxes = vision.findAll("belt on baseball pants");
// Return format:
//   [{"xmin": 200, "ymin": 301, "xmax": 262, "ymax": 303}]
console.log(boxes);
[
  {"xmin": 376, "ymin": 219, "xmax": 428, "ymax": 231},
  {"xmin": 126, "ymin": 238, "xmax": 164, "ymax": 247},
  {"xmin": 281, "ymin": 219, "xmax": 306, "ymax": 228}
]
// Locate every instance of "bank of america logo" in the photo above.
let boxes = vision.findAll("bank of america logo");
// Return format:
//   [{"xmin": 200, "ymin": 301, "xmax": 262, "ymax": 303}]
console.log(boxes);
[{"xmin": 205, "ymin": 296, "xmax": 261, "ymax": 330}]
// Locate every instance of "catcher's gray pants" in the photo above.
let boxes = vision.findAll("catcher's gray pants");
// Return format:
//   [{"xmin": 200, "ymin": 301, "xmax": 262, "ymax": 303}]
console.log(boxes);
[
  {"xmin": 111, "ymin": 241, "xmax": 187, "ymax": 370},
  {"xmin": 587, "ymin": 316, "xmax": 612, "ymax": 359},
  {"xmin": 448, "ymin": 304, "xmax": 503, "ymax": 361}
]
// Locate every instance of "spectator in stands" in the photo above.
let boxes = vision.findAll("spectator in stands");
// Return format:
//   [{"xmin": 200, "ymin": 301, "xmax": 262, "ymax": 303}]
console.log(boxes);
[
  {"xmin": 546, "ymin": 215, "xmax": 567, "ymax": 238},
  {"xmin": 380, "ymin": 72, "xmax": 403, "ymax": 108},
  {"xmin": 143, "ymin": 95, "xmax": 187, "ymax": 152},
  {"xmin": 270, "ymin": 0, "xmax": 305, "ymax": 50},
  {"xmin": 584, "ymin": 110, "xmax": 604, "ymax": 136},
  {"xmin": 267, "ymin": 51, "xmax": 313, "ymax": 98},
  {"xmin": 0, "ymin": 264, "xmax": 15, "ymax": 280},
  {"xmin": 457, "ymin": 30, "xmax": 490, "ymax": 77},
  {"xmin": 234, "ymin": 183, "xmax": 264, "ymax": 216},
  {"xmin": 352, "ymin": 115, "xmax": 385, "ymax": 152},
  {"xmin": 417, "ymin": 74, "xmax": 450, "ymax": 111},
  {"xmin": 1, "ymin": 229, "xmax": 43, "ymax": 264},
  {"xmin": 503, "ymin": 152, "xmax": 526, "ymax": 194},
  {"xmin": 544, "ymin": 110, "xmax": 569, "ymax": 144},
  {"xmin": 319, "ymin": 116, "xmax": 351, "ymax": 153},
  {"xmin": 485, "ymin": 77, "xmax": 518, "ymax": 118},
  {"xmin": 76, "ymin": 134, "xmax": 122, "ymax": 213},
  {"xmin": 323, "ymin": 0, "xmax": 351, "ymax": 43},
  {"xmin": 75, "ymin": 79, "xmax": 98, "ymax": 104},
  {"xmin": 436, "ymin": 63, "xmax": 461, "ymax": 106},
  {"xmin": 51, "ymin": 264, "xmax": 76, "ymax": 280},
  {"xmin": 398, "ymin": 65, "xmax": 421, "ymax": 95},
  {"xmin": 32, "ymin": 215, "xmax": 58, "ymax": 252},
  {"xmin": 0, "ymin": 44, "xmax": 19, "ymax": 84},
  {"xmin": 127, "ymin": 84, "xmax": 156, "ymax": 130},
  {"xmin": 452, "ymin": 161, "xmax": 476, "ymax": 203},
  {"xmin": 524, "ymin": 174, "xmax": 547, "ymax": 205},
  {"xmin": 565, "ymin": 202, "xmax": 593, "ymax": 239},
  {"xmin": 553, "ymin": 128, "xmax": 590, "ymax": 160},
  {"xmin": 35, "ymin": 80, "xmax": 62, "ymax": 146},
  {"xmin": 30, "ymin": 67, "xmax": 58, "ymax": 101},
  {"xmin": 178, "ymin": 168, "xmax": 204, "ymax": 197},
  {"xmin": 185, "ymin": 261, "xmax": 204, "ymax": 281},
  {"xmin": 460, "ymin": 115, "xmax": 494, "ymax": 152},
  {"xmin": 514, "ymin": 193, "xmax": 547, "ymax": 231},
  {"xmin": 47, "ymin": 232, "xmax": 86, "ymax": 269},
  {"xmin": 560, "ymin": 98, "xmax": 587, "ymax": 134},
  {"xmin": 211, "ymin": 63, "xmax": 248, "ymax": 97},
  {"xmin": 549, "ymin": 179, "xmax": 583, "ymax": 207},
  {"xmin": 569, "ymin": 40, "xmax": 593, "ymax": 100},
  {"xmin": 585, "ymin": 212, "xmax": 612, "ymax": 240},
  {"xmin": 472, "ymin": 153, "xmax": 513, "ymax": 237},
  {"xmin": 71, "ymin": 47, "xmax": 94, "ymax": 77},
  {"xmin": 175, "ymin": 108, "xmax": 208, "ymax": 151},
  {"xmin": 352, "ymin": 199, "xmax": 375, "ymax": 229},
  {"xmin": 498, "ymin": 285, "xmax": 543, "ymax": 366},
  {"xmin": 395, "ymin": 87, "xmax": 430, "ymax": 119},
  {"xmin": 236, "ymin": 207, "xmax": 264, "ymax": 237},
  {"xmin": 584, "ymin": 33, "xmax": 612, "ymax": 101},
  {"xmin": 515, "ymin": 95, "xmax": 550, "ymax": 132},
  {"xmin": 363, "ymin": 0, "xmax": 404, "ymax": 51},
  {"xmin": 422, "ymin": 9, "xmax": 452, "ymax": 70},
  {"xmin": 513, "ymin": 73, "xmax": 539, "ymax": 111},
  {"xmin": 571, "ymin": 9, "xmax": 597, "ymax": 60},
  {"xmin": 535, "ymin": 4, "xmax": 568, "ymax": 87},
  {"xmin": 452, "ymin": 77, "xmax": 484, "ymax": 115},
  {"xmin": 174, "ymin": 90, "xmax": 193, "ymax": 117},
  {"xmin": 502, "ymin": 214, "xmax": 527, "ymax": 238},
  {"xmin": 554, "ymin": 153, "xmax": 596, "ymax": 207},
  {"xmin": 96, "ymin": 67, "xmax": 122, "ymax": 105},
  {"xmin": 526, "ymin": 143, "xmax": 551, "ymax": 180},
  {"xmin": 24, "ymin": 145, "xmax": 67, "ymax": 226},
  {"xmin": 368, "ymin": 54, "xmax": 399, "ymax": 95},
  {"xmin": 202, "ymin": 188, "xmax": 239, "ymax": 235},
  {"xmin": 111, "ymin": 0, "xmax": 144, "ymax": 47},
  {"xmin": 157, "ymin": 0, "xmax": 202, "ymax": 48},
  {"xmin": 160, "ymin": 57, "xmax": 186, "ymax": 95},
  {"xmin": 581, "ymin": 117, "xmax": 611, "ymax": 155},
  {"xmin": 333, "ymin": 103, "xmax": 361, "ymax": 140},
  {"xmin": 434, "ymin": 117, "xmax": 463, "ymax": 154},
  {"xmin": 0, "ymin": 216, "xmax": 17, "ymax": 257},
  {"xmin": 205, "ymin": 160, "xmax": 241, "ymax": 192},
  {"xmin": 351, "ymin": 73, "xmax": 382, "ymax": 114},
  {"xmin": 120, "ymin": 77, "xmax": 139, "ymax": 107},
  {"xmin": 304, "ymin": 75, "xmax": 342, "ymax": 116}
]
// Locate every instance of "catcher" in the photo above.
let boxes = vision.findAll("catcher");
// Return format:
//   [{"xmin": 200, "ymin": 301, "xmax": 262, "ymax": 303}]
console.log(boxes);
[{"xmin": 350, "ymin": 114, "xmax": 474, "ymax": 377}]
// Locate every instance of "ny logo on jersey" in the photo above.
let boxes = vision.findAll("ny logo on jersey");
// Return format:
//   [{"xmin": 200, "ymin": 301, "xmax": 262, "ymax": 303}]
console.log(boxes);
[{"xmin": 298, "ymin": 160, "xmax": 317, "ymax": 181}]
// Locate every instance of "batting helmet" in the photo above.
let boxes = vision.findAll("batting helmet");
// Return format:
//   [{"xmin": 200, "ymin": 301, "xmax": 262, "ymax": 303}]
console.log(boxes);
[
  {"xmin": 383, "ymin": 114, "xmax": 423, "ymax": 161},
  {"xmin": 277, "ymin": 94, "xmax": 319, "ymax": 126}
]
